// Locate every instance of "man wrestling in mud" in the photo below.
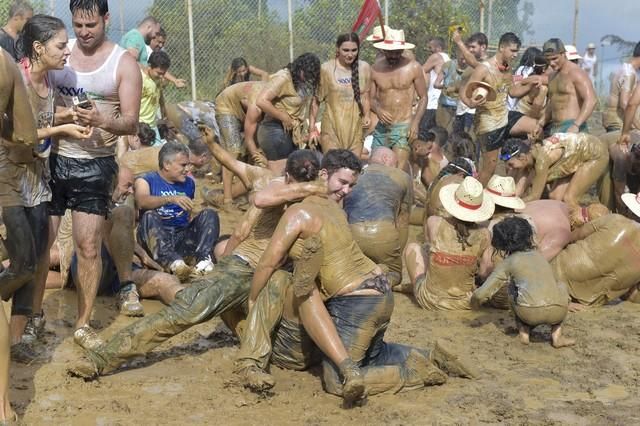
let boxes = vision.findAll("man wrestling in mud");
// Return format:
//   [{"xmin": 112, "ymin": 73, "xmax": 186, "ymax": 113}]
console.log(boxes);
[{"xmin": 370, "ymin": 29, "xmax": 427, "ymax": 171}]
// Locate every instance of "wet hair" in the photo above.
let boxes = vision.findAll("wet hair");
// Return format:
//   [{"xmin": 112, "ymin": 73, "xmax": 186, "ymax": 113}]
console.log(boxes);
[
  {"xmin": 137, "ymin": 122, "xmax": 155, "ymax": 146},
  {"xmin": 634, "ymin": 42, "xmax": 640, "ymax": 58},
  {"xmin": 18, "ymin": 14, "xmax": 65, "ymax": 62},
  {"xmin": 336, "ymin": 32, "xmax": 363, "ymax": 117},
  {"xmin": 417, "ymin": 127, "xmax": 436, "ymax": 143},
  {"xmin": 453, "ymin": 220, "xmax": 473, "ymax": 251},
  {"xmin": 148, "ymin": 50, "xmax": 171, "ymax": 70},
  {"xmin": 10, "ymin": 1, "xmax": 33, "ymax": 18},
  {"xmin": 139, "ymin": 16, "xmax": 159, "ymax": 27},
  {"xmin": 430, "ymin": 37, "xmax": 445, "ymax": 51},
  {"xmin": 492, "ymin": 216, "xmax": 535, "ymax": 256},
  {"xmin": 158, "ymin": 140, "xmax": 190, "ymax": 170},
  {"xmin": 519, "ymin": 47, "xmax": 542, "ymax": 68},
  {"xmin": 499, "ymin": 32, "xmax": 522, "ymax": 49},
  {"xmin": 285, "ymin": 149, "xmax": 321, "ymax": 182},
  {"xmin": 287, "ymin": 52, "xmax": 321, "ymax": 95},
  {"xmin": 466, "ymin": 32, "xmax": 488, "ymax": 47},
  {"xmin": 532, "ymin": 54, "xmax": 548, "ymax": 75},
  {"xmin": 223, "ymin": 57, "xmax": 249, "ymax": 87},
  {"xmin": 188, "ymin": 139, "xmax": 211, "ymax": 157},
  {"xmin": 501, "ymin": 138, "xmax": 531, "ymax": 160},
  {"xmin": 69, "ymin": 0, "xmax": 108, "ymax": 16},
  {"xmin": 321, "ymin": 149, "xmax": 362, "ymax": 176},
  {"xmin": 449, "ymin": 132, "xmax": 476, "ymax": 162},
  {"xmin": 433, "ymin": 156, "xmax": 475, "ymax": 184}
]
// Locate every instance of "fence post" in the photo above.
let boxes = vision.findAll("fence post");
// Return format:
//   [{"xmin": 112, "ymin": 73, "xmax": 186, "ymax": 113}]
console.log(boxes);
[
  {"xmin": 119, "ymin": 0, "xmax": 124, "ymax": 37},
  {"xmin": 288, "ymin": 0, "xmax": 294, "ymax": 62},
  {"xmin": 572, "ymin": 0, "xmax": 579, "ymax": 46},
  {"xmin": 487, "ymin": 0, "xmax": 493, "ymax": 44},
  {"xmin": 187, "ymin": 0, "xmax": 197, "ymax": 100},
  {"xmin": 384, "ymin": 0, "xmax": 389, "ymax": 25},
  {"xmin": 479, "ymin": 0, "xmax": 484, "ymax": 34},
  {"xmin": 50, "ymin": 0, "xmax": 55, "ymax": 15}
]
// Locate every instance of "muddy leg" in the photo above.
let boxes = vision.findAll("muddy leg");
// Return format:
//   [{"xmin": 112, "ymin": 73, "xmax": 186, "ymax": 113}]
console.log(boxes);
[
  {"xmin": 515, "ymin": 317, "xmax": 530, "ymax": 345},
  {"xmin": 0, "ymin": 306, "xmax": 15, "ymax": 422},
  {"xmin": 104, "ymin": 205, "xmax": 135, "ymax": 284},
  {"xmin": 478, "ymin": 149, "xmax": 499, "ymax": 187},
  {"xmin": 551, "ymin": 324, "xmax": 576, "ymax": 348}
]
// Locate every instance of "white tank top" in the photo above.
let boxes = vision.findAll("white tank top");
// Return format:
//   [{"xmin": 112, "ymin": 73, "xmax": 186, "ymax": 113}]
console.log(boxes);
[
  {"xmin": 427, "ymin": 52, "xmax": 450, "ymax": 109},
  {"xmin": 50, "ymin": 40, "xmax": 127, "ymax": 158}
]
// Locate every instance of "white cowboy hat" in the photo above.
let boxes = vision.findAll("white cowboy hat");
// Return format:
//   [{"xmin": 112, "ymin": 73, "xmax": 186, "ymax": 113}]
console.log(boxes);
[
  {"xmin": 439, "ymin": 176, "xmax": 495, "ymax": 223},
  {"xmin": 365, "ymin": 25, "xmax": 392, "ymax": 42},
  {"xmin": 373, "ymin": 29, "xmax": 415, "ymax": 50},
  {"xmin": 565, "ymin": 44, "xmax": 582, "ymax": 61},
  {"xmin": 621, "ymin": 192, "xmax": 640, "ymax": 219},
  {"xmin": 484, "ymin": 175, "xmax": 526, "ymax": 210},
  {"xmin": 464, "ymin": 81, "xmax": 497, "ymax": 103},
  {"xmin": 587, "ymin": 42, "xmax": 596, "ymax": 49}
]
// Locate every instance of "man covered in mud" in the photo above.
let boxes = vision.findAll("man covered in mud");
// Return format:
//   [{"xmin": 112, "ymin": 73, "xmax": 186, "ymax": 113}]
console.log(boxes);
[
  {"xmin": 343, "ymin": 147, "xmax": 412, "ymax": 287},
  {"xmin": 459, "ymin": 32, "xmax": 521, "ymax": 185},
  {"xmin": 542, "ymin": 38, "xmax": 596, "ymax": 135},
  {"xmin": 135, "ymin": 142, "xmax": 220, "ymax": 280},
  {"xmin": 235, "ymin": 150, "xmax": 474, "ymax": 399},
  {"xmin": 66, "ymin": 148, "xmax": 326, "ymax": 381},
  {"xmin": 370, "ymin": 29, "xmax": 427, "ymax": 170},
  {"xmin": 552, "ymin": 210, "xmax": 640, "ymax": 311}
]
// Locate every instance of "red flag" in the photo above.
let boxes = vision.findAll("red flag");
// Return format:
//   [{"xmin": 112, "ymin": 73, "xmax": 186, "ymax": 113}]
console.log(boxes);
[{"xmin": 352, "ymin": 0, "xmax": 383, "ymax": 38}]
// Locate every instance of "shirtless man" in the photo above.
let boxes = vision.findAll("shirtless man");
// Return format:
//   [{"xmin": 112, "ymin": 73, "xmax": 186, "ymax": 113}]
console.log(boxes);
[
  {"xmin": 460, "ymin": 32, "xmax": 521, "ymax": 186},
  {"xmin": 421, "ymin": 37, "xmax": 449, "ymax": 132},
  {"xmin": 370, "ymin": 29, "xmax": 427, "ymax": 170},
  {"xmin": 542, "ymin": 38, "xmax": 596, "ymax": 135},
  {"xmin": 343, "ymin": 147, "xmax": 412, "ymax": 286}
]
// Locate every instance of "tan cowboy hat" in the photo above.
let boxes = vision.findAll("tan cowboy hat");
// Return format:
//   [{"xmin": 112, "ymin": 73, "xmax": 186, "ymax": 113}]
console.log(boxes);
[
  {"xmin": 622, "ymin": 192, "xmax": 640, "ymax": 219},
  {"xmin": 465, "ymin": 81, "xmax": 497, "ymax": 103},
  {"xmin": 439, "ymin": 176, "xmax": 495, "ymax": 223},
  {"xmin": 484, "ymin": 175, "xmax": 526, "ymax": 210},
  {"xmin": 373, "ymin": 29, "xmax": 415, "ymax": 50},
  {"xmin": 366, "ymin": 25, "xmax": 392, "ymax": 42}
]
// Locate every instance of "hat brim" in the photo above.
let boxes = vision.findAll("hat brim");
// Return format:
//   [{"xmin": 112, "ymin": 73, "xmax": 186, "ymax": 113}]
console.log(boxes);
[
  {"xmin": 366, "ymin": 35, "xmax": 384, "ymax": 42},
  {"xmin": 439, "ymin": 183, "xmax": 495, "ymax": 222},
  {"xmin": 566, "ymin": 54, "xmax": 582, "ymax": 60},
  {"xmin": 373, "ymin": 41, "xmax": 415, "ymax": 50},
  {"xmin": 621, "ymin": 193, "xmax": 640, "ymax": 219},
  {"xmin": 484, "ymin": 190, "xmax": 526, "ymax": 210},
  {"xmin": 464, "ymin": 81, "xmax": 497, "ymax": 102}
]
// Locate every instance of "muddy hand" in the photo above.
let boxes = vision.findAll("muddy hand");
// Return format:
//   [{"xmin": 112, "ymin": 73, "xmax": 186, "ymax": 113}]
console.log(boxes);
[{"xmin": 75, "ymin": 100, "xmax": 102, "ymax": 127}]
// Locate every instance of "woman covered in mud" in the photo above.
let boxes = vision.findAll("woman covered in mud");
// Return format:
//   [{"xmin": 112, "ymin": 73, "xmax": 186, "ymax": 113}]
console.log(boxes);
[
  {"xmin": 6, "ymin": 15, "xmax": 93, "ymax": 363},
  {"xmin": 501, "ymin": 134, "xmax": 609, "ymax": 225},
  {"xmin": 471, "ymin": 217, "xmax": 575, "ymax": 348},
  {"xmin": 221, "ymin": 57, "xmax": 269, "ymax": 89},
  {"xmin": 404, "ymin": 177, "xmax": 493, "ymax": 310},
  {"xmin": 308, "ymin": 32, "xmax": 371, "ymax": 157},
  {"xmin": 244, "ymin": 53, "xmax": 321, "ymax": 174}
]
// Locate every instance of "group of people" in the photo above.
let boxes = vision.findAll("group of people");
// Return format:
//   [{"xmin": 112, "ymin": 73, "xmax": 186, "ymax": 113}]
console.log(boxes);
[{"xmin": 1, "ymin": 0, "xmax": 640, "ymax": 421}]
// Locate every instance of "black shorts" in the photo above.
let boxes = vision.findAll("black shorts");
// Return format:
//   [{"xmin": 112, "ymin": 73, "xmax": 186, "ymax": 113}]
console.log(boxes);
[
  {"xmin": 507, "ymin": 111, "xmax": 524, "ymax": 131},
  {"xmin": 48, "ymin": 154, "xmax": 118, "ymax": 217},
  {"xmin": 257, "ymin": 119, "xmax": 296, "ymax": 161},
  {"xmin": 477, "ymin": 125, "xmax": 509, "ymax": 153}
]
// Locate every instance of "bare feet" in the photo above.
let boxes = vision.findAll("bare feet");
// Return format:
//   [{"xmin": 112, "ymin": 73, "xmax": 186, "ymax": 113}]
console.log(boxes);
[
  {"xmin": 517, "ymin": 321, "xmax": 530, "ymax": 345},
  {"xmin": 568, "ymin": 302, "xmax": 588, "ymax": 313},
  {"xmin": 551, "ymin": 324, "xmax": 576, "ymax": 348}
]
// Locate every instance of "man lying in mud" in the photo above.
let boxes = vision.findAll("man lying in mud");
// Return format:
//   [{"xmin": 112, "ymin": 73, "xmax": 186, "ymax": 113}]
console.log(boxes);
[{"xmin": 234, "ymin": 150, "xmax": 474, "ymax": 400}]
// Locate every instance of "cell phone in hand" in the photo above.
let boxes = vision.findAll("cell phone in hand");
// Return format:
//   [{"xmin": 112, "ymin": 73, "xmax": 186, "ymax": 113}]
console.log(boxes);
[{"xmin": 72, "ymin": 92, "xmax": 92, "ymax": 110}]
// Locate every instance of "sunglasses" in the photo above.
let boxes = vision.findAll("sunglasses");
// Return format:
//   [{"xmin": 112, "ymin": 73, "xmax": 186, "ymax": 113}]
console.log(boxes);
[{"xmin": 499, "ymin": 148, "xmax": 520, "ymax": 161}]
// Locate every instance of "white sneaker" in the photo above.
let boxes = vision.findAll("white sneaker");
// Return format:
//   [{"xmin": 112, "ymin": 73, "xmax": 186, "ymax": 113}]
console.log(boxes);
[
  {"xmin": 170, "ymin": 259, "xmax": 193, "ymax": 281},
  {"xmin": 193, "ymin": 256, "xmax": 215, "ymax": 275}
]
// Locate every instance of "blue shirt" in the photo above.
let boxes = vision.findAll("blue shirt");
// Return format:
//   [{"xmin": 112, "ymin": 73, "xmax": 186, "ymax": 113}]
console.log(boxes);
[{"xmin": 141, "ymin": 171, "xmax": 195, "ymax": 228}]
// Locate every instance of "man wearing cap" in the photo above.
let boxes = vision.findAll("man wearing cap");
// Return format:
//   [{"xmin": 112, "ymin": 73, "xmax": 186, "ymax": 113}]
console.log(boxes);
[
  {"xmin": 580, "ymin": 43, "xmax": 597, "ymax": 82},
  {"xmin": 552, "ymin": 206, "xmax": 640, "ymax": 311},
  {"xmin": 564, "ymin": 45, "xmax": 582, "ymax": 64},
  {"xmin": 541, "ymin": 38, "xmax": 596, "ymax": 135},
  {"xmin": 370, "ymin": 29, "xmax": 427, "ymax": 171},
  {"xmin": 460, "ymin": 32, "xmax": 521, "ymax": 186}
]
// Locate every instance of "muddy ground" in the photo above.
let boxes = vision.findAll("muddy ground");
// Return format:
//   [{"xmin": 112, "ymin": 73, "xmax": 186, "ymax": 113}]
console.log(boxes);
[{"xmin": 5, "ymin": 198, "xmax": 640, "ymax": 425}]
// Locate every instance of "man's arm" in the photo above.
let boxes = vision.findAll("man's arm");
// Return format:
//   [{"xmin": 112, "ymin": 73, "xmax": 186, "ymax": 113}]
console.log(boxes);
[
  {"xmin": 164, "ymin": 71, "xmax": 186, "ymax": 89},
  {"xmin": 397, "ymin": 174, "xmax": 413, "ymax": 250},
  {"xmin": 620, "ymin": 84, "xmax": 640, "ymax": 145},
  {"xmin": 201, "ymin": 126, "xmax": 254, "ymax": 188},
  {"xmin": 618, "ymin": 73, "xmax": 636, "ymax": 111},
  {"xmin": 567, "ymin": 68, "xmax": 597, "ymax": 133},
  {"xmin": 253, "ymin": 179, "xmax": 326, "ymax": 209},
  {"xmin": 248, "ymin": 205, "xmax": 306, "ymax": 305},
  {"xmin": 452, "ymin": 30, "xmax": 480, "ymax": 69},
  {"xmin": 133, "ymin": 177, "xmax": 193, "ymax": 211},
  {"xmin": 223, "ymin": 205, "xmax": 263, "ymax": 256},
  {"xmin": 409, "ymin": 61, "xmax": 428, "ymax": 140},
  {"xmin": 75, "ymin": 53, "xmax": 142, "ymax": 135},
  {"xmin": 422, "ymin": 53, "xmax": 441, "ymax": 91},
  {"xmin": 459, "ymin": 65, "xmax": 489, "ymax": 108},
  {"xmin": 360, "ymin": 62, "xmax": 372, "ymax": 127}
]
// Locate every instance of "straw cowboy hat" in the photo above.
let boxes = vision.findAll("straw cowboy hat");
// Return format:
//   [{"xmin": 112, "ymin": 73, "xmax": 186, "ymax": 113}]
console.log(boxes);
[
  {"xmin": 439, "ymin": 176, "xmax": 495, "ymax": 222},
  {"xmin": 365, "ymin": 25, "xmax": 392, "ymax": 42},
  {"xmin": 564, "ymin": 44, "xmax": 582, "ymax": 61},
  {"xmin": 621, "ymin": 192, "xmax": 640, "ymax": 219},
  {"xmin": 373, "ymin": 29, "xmax": 415, "ymax": 50},
  {"xmin": 465, "ymin": 81, "xmax": 497, "ymax": 103},
  {"xmin": 484, "ymin": 175, "xmax": 526, "ymax": 210}
]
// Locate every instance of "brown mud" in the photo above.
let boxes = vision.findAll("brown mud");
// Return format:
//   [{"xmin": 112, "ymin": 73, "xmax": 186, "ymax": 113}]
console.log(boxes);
[{"xmin": 4, "ymin": 195, "xmax": 640, "ymax": 425}]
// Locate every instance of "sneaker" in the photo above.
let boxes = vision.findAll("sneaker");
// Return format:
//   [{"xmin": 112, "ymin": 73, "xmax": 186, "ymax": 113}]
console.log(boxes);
[
  {"xmin": 338, "ymin": 359, "xmax": 367, "ymax": 404},
  {"xmin": 170, "ymin": 259, "xmax": 193, "ymax": 282},
  {"xmin": 73, "ymin": 325, "xmax": 104, "ymax": 351},
  {"xmin": 10, "ymin": 341, "xmax": 40, "ymax": 364},
  {"xmin": 117, "ymin": 283, "xmax": 144, "ymax": 317},
  {"xmin": 22, "ymin": 312, "xmax": 46, "ymax": 344},
  {"xmin": 193, "ymin": 256, "xmax": 214, "ymax": 276}
]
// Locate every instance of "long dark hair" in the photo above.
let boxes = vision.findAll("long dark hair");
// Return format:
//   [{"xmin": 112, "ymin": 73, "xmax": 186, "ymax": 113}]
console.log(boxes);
[
  {"xmin": 18, "ymin": 15, "xmax": 66, "ymax": 62},
  {"xmin": 335, "ymin": 32, "xmax": 363, "ymax": 117},
  {"xmin": 223, "ymin": 57, "xmax": 249, "ymax": 87},
  {"xmin": 286, "ymin": 52, "xmax": 321, "ymax": 96}
]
